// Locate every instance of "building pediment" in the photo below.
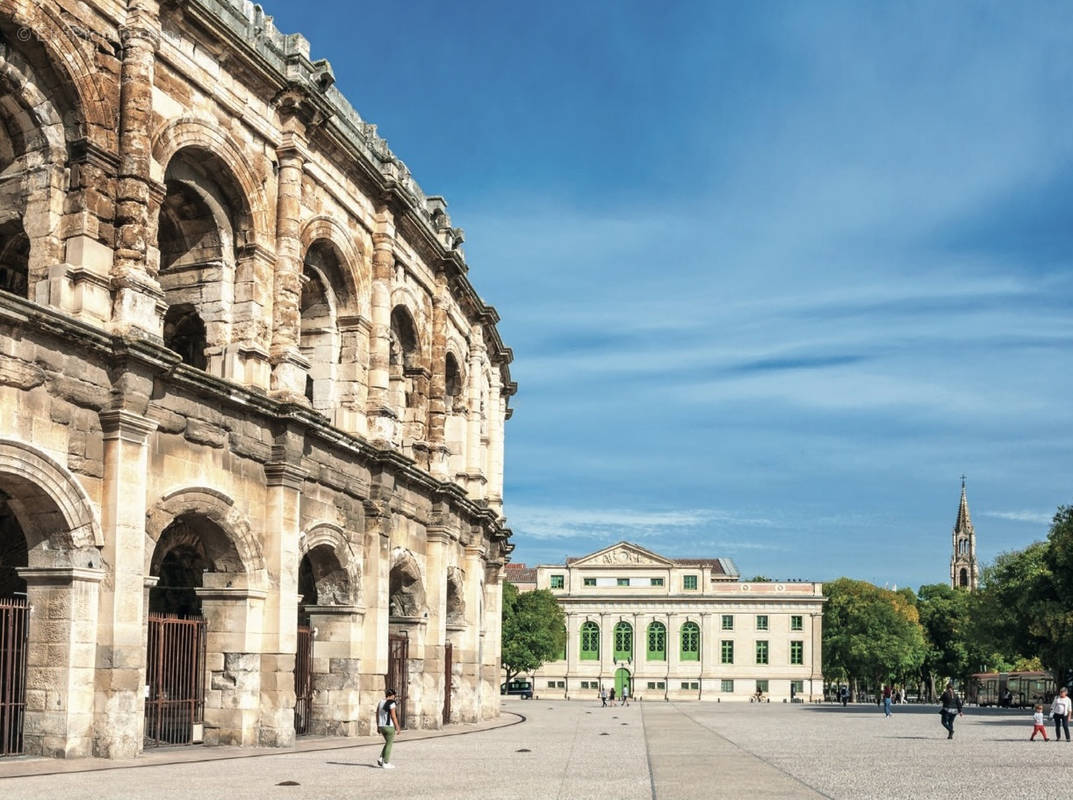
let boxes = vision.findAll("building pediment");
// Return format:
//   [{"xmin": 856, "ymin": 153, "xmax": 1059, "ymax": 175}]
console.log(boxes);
[{"xmin": 571, "ymin": 542, "xmax": 674, "ymax": 568}]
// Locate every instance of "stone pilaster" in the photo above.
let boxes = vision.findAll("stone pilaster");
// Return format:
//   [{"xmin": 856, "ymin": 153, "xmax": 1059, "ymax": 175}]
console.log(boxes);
[
  {"xmin": 463, "ymin": 326, "xmax": 486, "ymax": 500},
  {"xmin": 423, "ymin": 526, "xmax": 450, "ymax": 728},
  {"xmin": 305, "ymin": 604, "xmax": 365, "ymax": 736},
  {"xmin": 486, "ymin": 368, "xmax": 504, "ymax": 513},
  {"xmin": 428, "ymin": 272, "xmax": 449, "ymax": 477},
  {"xmin": 335, "ymin": 315, "xmax": 371, "ymax": 436},
  {"xmin": 196, "ymin": 580, "xmax": 265, "ymax": 746},
  {"xmin": 17, "ymin": 567, "xmax": 104, "ymax": 758},
  {"xmin": 269, "ymin": 135, "xmax": 310, "ymax": 402},
  {"xmin": 366, "ymin": 221, "xmax": 397, "ymax": 443},
  {"xmin": 112, "ymin": 2, "xmax": 165, "ymax": 337},
  {"xmin": 93, "ymin": 409, "xmax": 157, "ymax": 758},
  {"xmin": 260, "ymin": 459, "xmax": 306, "ymax": 746}
]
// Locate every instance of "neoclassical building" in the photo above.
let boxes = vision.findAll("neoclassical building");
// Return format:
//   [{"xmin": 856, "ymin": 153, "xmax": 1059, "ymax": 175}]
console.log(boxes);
[
  {"xmin": 525, "ymin": 542, "xmax": 824, "ymax": 702},
  {"xmin": 0, "ymin": 0, "xmax": 513, "ymax": 759}
]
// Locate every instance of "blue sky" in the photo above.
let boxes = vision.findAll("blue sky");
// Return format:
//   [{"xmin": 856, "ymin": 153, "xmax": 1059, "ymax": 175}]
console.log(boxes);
[{"xmin": 268, "ymin": 0, "xmax": 1073, "ymax": 588}]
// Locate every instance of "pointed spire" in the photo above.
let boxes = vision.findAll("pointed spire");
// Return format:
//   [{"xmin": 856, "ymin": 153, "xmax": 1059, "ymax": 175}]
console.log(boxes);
[{"xmin": 955, "ymin": 476, "xmax": 973, "ymax": 534}]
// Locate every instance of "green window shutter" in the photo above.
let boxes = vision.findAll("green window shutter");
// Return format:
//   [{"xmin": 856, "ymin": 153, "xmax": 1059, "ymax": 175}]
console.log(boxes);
[
  {"xmin": 580, "ymin": 621, "xmax": 600, "ymax": 660},
  {"xmin": 721, "ymin": 615, "xmax": 733, "ymax": 630},
  {"xmin": 683, "ymin": 574, "xmax": 697, "ymax": 590},
  {"xmin": 550, "ymin": 575, "xmax": 564, "ymax": 589},
  {"xmin": 721, "ymin": 640, "xmax": 734, "ymax": 664},
  {"xmin": 756, "ymin": 615, "xmax": 768, "ymax": 631},
  {"xmin": 756, "ymin": 640, "xmax": 769, "ymax": 664},
  {"xmin": 613, "ymin": 622, "xmax": 633, "ymax": 660},
  {"xmin": 646, "ymin": 622, "xmax": 666, "ymax": 661},
  {"xmin": 790, "ymin": 615, "xmax": 803, "ymax": 631},
  {"xmin": 680, "ymin": 622, "xmax": 700, "ymax": 661}
]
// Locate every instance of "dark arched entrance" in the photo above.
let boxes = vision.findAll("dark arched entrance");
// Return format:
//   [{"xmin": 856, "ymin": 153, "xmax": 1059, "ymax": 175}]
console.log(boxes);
[{"xmin": 0, "ymin": 493, "xmax": 28, "ymax": 756}]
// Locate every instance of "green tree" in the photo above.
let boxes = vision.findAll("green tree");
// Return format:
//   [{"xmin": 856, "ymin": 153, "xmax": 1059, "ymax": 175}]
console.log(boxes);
[
  {"xmin": 916, "ymin": 583, "xmax": 971, "ymax": 698},
  {"xmin": 823, "ymin": 578, "xmax": 927, "ymax": 692},
  {"xmin": 501, "ymin": 581, "xmax": 566, "ymax": 684}
]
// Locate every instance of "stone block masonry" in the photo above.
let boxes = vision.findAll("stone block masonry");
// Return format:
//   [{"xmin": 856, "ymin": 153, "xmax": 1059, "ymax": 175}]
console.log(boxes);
[{"xmin": 0, "ymin": 0, "xmax": 514, "ymax": 759}]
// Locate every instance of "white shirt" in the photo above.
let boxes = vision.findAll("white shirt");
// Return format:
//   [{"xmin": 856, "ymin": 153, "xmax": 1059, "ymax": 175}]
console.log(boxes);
[{"xmin": 1052, "ymin": 695, "xmax": 1071, "ymax": 717}]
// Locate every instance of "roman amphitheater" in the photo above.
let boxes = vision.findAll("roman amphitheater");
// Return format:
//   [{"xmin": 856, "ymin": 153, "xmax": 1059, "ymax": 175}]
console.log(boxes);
[{"xmin": 0, "ymin": 0, "xmax": 514, "ymax": 759}]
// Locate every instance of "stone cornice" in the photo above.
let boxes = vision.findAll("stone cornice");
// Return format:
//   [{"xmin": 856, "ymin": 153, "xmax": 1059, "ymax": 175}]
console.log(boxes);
[{"xmin": 16, "ymin": 567, "xmax": 107, "ymax": 585}]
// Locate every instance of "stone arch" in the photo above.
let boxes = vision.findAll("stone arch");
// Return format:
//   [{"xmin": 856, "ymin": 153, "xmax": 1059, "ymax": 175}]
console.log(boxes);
[
  {"xmin": 0, "ymin": 438, "xmax": 101, "ymax": 555},
  {"xmin": 298, "ymin": 521, "xmax": 359, "ymax": 606},
  {"xmin": 389, "ymin": 547, "xmax": 426, "ymax": 618},
  {"xmin": 299, "ymin": 217, "xmax": 369, "ymax": 317},
  {"xmin": 389, "ymin": 304, "xmax": 427, "ymax": 442},
  {"xmin": 151, "ymin": 118, "xmax": 271, "ymax": 249},
  {"xmin": 144, "ymin": 487, "xmax": 264, "ymax": 579},
  {"xmin": 0, "ymin": 4, "xmax": 116, "ymax": 151}
]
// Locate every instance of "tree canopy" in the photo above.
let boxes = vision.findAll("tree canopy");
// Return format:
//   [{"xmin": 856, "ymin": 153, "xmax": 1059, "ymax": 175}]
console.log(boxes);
[{"xmin": 500, "ymin": 581, "xmax": 566, "ymax": 683}]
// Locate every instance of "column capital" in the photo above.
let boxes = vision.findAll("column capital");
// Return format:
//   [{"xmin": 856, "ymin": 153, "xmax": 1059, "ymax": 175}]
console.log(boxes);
[
  {"xmin": 16, "ymin": 566, "xmax": 106, "ymax": 586},
  {"xmin": 99, "ymin": 409, "xmax": 158, "ymax": 443}
]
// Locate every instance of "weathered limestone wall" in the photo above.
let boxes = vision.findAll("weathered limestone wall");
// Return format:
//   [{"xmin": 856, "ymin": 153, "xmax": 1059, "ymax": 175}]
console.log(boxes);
[{"xmin": 0, "ymin": 0, "xmax": 514, "ymax": 760}]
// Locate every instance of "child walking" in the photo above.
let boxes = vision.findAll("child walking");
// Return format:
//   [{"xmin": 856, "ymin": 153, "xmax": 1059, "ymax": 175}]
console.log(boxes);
[{"xmin": 1031, "ymin": 704, "xmax": 1049, "ymax": 741}]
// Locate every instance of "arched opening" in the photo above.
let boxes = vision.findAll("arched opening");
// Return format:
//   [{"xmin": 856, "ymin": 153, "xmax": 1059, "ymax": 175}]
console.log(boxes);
[
  {"xmin": 300, "ymin": 240, "xmax": 348, "ymax": 413},
  {"xmin": 579, "ymin": 621, "xmax": 599, "ymax": 661},
  {"xmin": 0, "ymin": 492, "xmax": 28, "ymax": 755},
  {"xmin": 162, "ymin": 303, "xmax": 208, "ymax": 371},
  {"xmin": 445, "ymin": 353, "xmax": 463, "ymax": 410},
  {"xmin": 646, "ymin": 621, "xmax": 666, "ymax": 661},
  {"xmin": 0, "ymin": 224, "xmax": 28, "ymax": 297},
  {"xmin": 680, "ymin": 621, "xmax": 700, "ymax": 661},
  {"xmin": 389, "ymin": 553, "xmax": 426, "ymax": 619},
  {"xmin": 389, "ymin": 306, "xmax": 420, "ymax": 411},
  {"xmin": 156, "ymin": 149, "xmax": 249, "ymax": 375},
  {"xmin": 613, "ymin": 621, "xmax": 633, "ymax": 661},
  {"xmin": 614, "ymin": 667, "xmax": 631, "ymax": 698},
  {"xmin": 959, "ymin": 568, "xmax": 968, "ymax": 588},
  {"xmin": 145, "ymin": 513, "xmax": 245, "ymax": 747},
  {"xmin": 446, "ymin": 568, "xmax": 466, "ymax": 627}
]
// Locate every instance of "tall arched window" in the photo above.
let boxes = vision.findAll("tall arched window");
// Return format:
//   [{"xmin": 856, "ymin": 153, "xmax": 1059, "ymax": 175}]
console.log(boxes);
[
  {"xmin": 613, "ymin": 621, "xmax": 633, "ymax": 661},
  {"xmin": 959, "ymin": 568, "xmax": 968, "ymax": 587},
  {"xmin": 580, "ymin": 621, "xmax": 600, "ymax": 660},
  {"xmin": 647, "ymin": 621, "xmax": 666, "ymax": 661},
  {"xmin": 680, "ymin": 622, "xmax": 700, "ymax": 661}
]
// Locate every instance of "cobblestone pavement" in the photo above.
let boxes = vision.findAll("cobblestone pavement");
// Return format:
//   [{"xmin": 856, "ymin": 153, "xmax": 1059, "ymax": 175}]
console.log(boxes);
[{"xmin": 1, "ymin": 700, "xmax": 1071, "ymax": 799}]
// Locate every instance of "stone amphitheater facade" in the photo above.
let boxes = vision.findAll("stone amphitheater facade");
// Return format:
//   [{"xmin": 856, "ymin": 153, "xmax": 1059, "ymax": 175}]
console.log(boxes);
[{"xmin": 0, "ymin": 0, "xmax": 514, "ymax": 759}]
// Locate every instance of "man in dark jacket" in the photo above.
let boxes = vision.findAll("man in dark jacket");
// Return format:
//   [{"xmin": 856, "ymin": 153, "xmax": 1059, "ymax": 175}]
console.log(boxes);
[{"xmin": 940, "ymin": 683, "xmax": 963, "ymax": 739}]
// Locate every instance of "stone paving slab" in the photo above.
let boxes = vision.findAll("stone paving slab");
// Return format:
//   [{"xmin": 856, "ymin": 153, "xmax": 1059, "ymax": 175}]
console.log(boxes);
[{"xmin": 4, "ymin": 700, "xmax": 1073, "ymax": 799}]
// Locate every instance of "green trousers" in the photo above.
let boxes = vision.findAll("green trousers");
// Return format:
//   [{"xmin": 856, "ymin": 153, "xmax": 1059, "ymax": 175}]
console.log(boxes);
[{"xmin": 378, "ymin": 725, "xmax": 395, "ymax": 762}]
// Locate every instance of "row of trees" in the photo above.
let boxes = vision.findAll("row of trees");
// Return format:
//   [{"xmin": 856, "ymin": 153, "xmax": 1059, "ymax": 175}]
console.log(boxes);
[{"xmin": 824, "ymin": 505, "xmax": 1073, "ymax": 697}]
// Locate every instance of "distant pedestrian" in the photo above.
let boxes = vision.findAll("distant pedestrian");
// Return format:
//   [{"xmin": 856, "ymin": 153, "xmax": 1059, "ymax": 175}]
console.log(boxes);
[
  {"xmin": 620, "ymin": 686, "xmax": 630, "ymax": 706},
  {"xmin": 1031, "ymin": 704, "xmax": 1049, "ymax": 741},
  {"xmin": 609, "ymin": 687, "xmax": 616, "ymax": 704},
  {"xmin": 939, "ymin": 683, "xmax": 963, "ymax": 739},
  {"xmin": 375, "ymin": 688, "xmax": 401, "ymax": 768},
  {"xmin": 883, "ymin": 685, "xmax": 893, "ymax": 717},
  {"xmin": 840, "ymin": 685, "xmax": 848, "ymax": 707},
  {"xmin": 1052, "ymin": 687, "xmax": 1071, "ymax": 742},
  {"xmin": 600, "ymin": 686, "xmax": 607, "ymax": 707}
]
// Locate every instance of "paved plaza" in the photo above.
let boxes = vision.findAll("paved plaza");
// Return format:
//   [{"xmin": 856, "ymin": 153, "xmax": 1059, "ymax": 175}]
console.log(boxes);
[{"xmin": 1, "ymin": 700, "xmax": 1071, "ymax": 799}]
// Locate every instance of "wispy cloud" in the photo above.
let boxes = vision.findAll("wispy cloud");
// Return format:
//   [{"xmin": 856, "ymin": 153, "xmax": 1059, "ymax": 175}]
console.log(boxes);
[
  {"xmin": 508, "ymin": 505, "xmax": 775, "ymax": 541},
  {"xmin": 981, "ymin": 510, "xmax": 1054, "ymax": 526}
]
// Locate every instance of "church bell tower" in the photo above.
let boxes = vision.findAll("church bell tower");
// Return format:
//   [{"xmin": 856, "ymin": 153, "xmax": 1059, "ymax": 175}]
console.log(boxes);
[{"xmin": 950, "ymin": 476, "xmax": 978, "ymax": 591}]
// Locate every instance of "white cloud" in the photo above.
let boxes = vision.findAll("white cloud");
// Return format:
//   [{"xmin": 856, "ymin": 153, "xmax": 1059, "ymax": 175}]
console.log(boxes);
[
  {"xmin": 981, "ymin": 510, "xmax": 1054, "ymax": 525},
  {"xmin": 506, "ymin": 505, "xmax": 774, "ymax": 541}
]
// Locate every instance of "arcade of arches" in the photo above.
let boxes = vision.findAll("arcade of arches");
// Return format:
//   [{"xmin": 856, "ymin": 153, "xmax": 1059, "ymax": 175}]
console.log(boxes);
[{"xmin": 0, "ymin": 0, "xmax": 513, "ymax": 760}]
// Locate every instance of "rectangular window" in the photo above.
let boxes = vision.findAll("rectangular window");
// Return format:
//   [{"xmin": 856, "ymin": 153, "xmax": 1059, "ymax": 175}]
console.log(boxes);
[
  {"xmin": 691, "ymin": 682, "xmax": 699, "ymax": 690},
  {"xmin": 657, "ymin": 681, "xmax": 665, "ymax": 689},
  {"xmin": 756, "ymin": 640, "xmax": 769, "ymax": 664},
  {"xmin": 647, "ymin": 681, "xmax": 656, "ymax": 690},
  {"xmin": 756, "ymin": 615, "xmax": 768, "ymax": 631},
  {"xmin": 756, "ymin": 680, "xmax": 769, "ymax": 693},
  {"xmin": 617, "ymin": 577, "xmax": 630, "ymax": 586},
  {"xmin": 721, "ymin": 640, "xmax": 734, "ymax": 664},
  {"xmin": 790, "ymin": 615, "xmax": 803, "ymax": 631},
  {"xmin": 548, "ymin": 680, "xmax": 557, "ymax": 688},
  {"xmin": 790, "ymin": 640, "xmax": 804, "ymax": 665},
  {"xmin": 721, "ymin": 614, "xmax": 734, "ymax": 630},
  {"xmin": 683, "ymin": 574, "xmax": 698, "ymax": 590},
  {"xmin": 650, "ymin": 577, "xmax": 664, "ymax": 586},
  {"xmin": 791, "ymin": 680, "xmax": 804, "ymax": 693},
  {"xmin": 583, "ymin": 577, "xmax": 596, "ymax": 586},
  {"xmin": 721, "ymin": 679, "xmax": 734, "ymax": 693},
  {"xmin": 550, "ymin": 575, "xmax": 564, "ymax": 589},
  {"xmin": 681, "ymin": 681, "xmax": 691, "ymax": 690}
]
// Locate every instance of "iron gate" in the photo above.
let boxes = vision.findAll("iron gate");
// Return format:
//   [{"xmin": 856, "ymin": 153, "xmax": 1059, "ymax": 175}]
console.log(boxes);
[
  {"xmin": 0, "ymin": 596, "xmax": 27, "ymax": 756},
  {"xmin": 144, "ymin": 614, "xmax": 205, "ymax": 747},
  {"xmin": 294, "ymin": 625, "xmax": 314, "ymax": 735},
  {"xmin": 387, "ymin": 633, "xmax": 408, "ymax": 729},
  {"xmin": 442, "ymin": 642, "xmax": 452, "ymax": 725}
]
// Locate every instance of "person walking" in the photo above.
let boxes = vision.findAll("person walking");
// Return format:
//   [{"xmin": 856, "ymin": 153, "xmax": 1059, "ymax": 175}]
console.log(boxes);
[
  {"xmin": 939, "ymin": 683, "xmax": 963, "ymax": 739},
  {"xmin": 1031, "ymin": 704, "xmax": 1049, "ymax": 741},
  {"xmin": 620, "ymin": 685, "xmax": 630, "ymax": 706},
  {"xmin": 609, "ymin": 687, "xmax": 616, "ymax": 704},
  {"xmin": 840, "ymin": 685, "xmax": 849, "ymax": 707},
  {"xmin": 1052, "ymin": 687, "xmax": 1072, "ymax": 741},
  {"xmin": 375, "ymin": 688, "xmax": 402, "ymax": 768},
  {"xmin": 600, "ymin": 686, "xmax": 607, "ymax": 707},
  {"xmin": 883, "ymin": 685, "xmax": 893, "ymax": 717}
]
